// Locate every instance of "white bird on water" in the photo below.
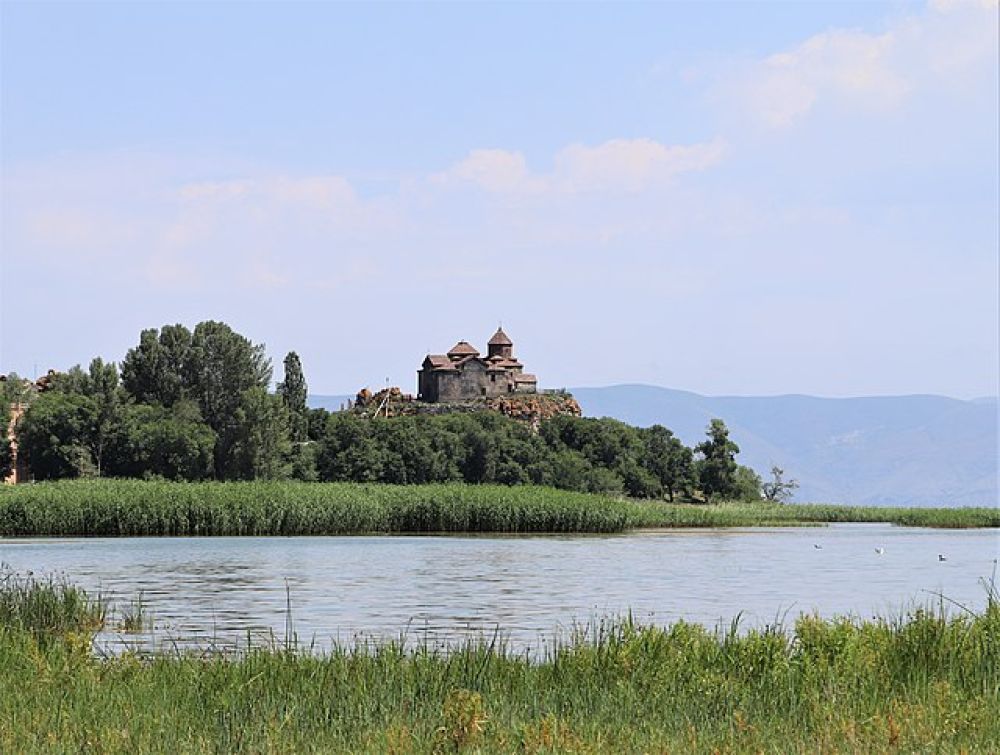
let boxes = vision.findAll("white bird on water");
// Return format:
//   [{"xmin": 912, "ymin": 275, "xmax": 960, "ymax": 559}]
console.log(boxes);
[
  {"xmin": 813, "ymin": 544, "xmax": 822, "ymax": 549},
  {"xmin": 875, "ymin": 548, "xmax": 885, "ymax": 555}
]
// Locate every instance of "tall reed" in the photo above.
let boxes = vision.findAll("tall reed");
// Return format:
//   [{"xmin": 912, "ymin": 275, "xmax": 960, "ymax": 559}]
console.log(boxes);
[
  {"xmin": 0, "ymin": 567, "xmax": 106, "ymax": 638},
  {"xmin": 0, "ymin": 480, "xmax": 995, "ymax": 537},
  {"xmin": 0, "ymin": 590, "xmax": 996, "ymax": 752}
]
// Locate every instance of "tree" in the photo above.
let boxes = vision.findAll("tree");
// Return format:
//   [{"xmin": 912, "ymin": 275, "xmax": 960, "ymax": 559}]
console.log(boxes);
[
  {"xmin": 85, "ymin": 358, "xmax": 122, "ymax": 476},
  {"xmin": 642, "ymin": 425, "xmax": 695, "ymax": 501},
  {"xmin": 17, "ymin": 392, "xmax": 98, "ymax": 480},
  {"xmin": 732, "ymin": 465, "xmax": 763, "ymax": 502},
  {"xmin": 107, "ymin": 401, "xmax": 215, "ymax": 481},
  {"xmin": 761, "ymin": 465, "xmax": 799, "ymax": 503},
  {"xmin": 45, "ymin": 358, "xmax": 123, "ymax": 475},
  {"xmin": 228, "ymin": 388, "xmax": 291, "ymax": 480},
  {"xmin": 185, "ymin": 321, "xmax": 272, "ymax": 478},
  {"xmin": 695, "ymin": 418, "xmax": 740, "ymax": 502},
  {"xmin": 277, "ymin": 351, "xmax": 308, "ymax": 443},
  {"xmin": 120, "ymin": 324, "xmax": 193, "ymax": 406}
]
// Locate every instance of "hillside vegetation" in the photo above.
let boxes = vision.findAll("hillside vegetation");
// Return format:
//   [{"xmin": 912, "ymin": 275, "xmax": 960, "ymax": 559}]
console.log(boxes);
[{"xmin": 572, "ymin": 384, "xmax": 998, "ymax": 507}]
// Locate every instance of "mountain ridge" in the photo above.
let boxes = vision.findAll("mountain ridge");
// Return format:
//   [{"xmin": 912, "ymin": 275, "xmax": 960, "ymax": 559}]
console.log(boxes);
[{"xmin": 308, "ymin": 385, "xmax": 998, "ymax": 507}]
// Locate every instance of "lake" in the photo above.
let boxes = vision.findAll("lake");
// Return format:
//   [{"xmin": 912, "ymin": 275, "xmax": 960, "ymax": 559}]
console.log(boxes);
[{"xmin": 2, "ymin": 523, "xmax": 997, "ymax": 652}]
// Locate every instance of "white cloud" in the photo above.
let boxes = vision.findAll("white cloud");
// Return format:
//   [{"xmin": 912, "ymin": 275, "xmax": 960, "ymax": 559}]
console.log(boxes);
[
  {"xmin": 720, "ymin": 0, "xmax": 998, "ymax": 127},
  {"xmin": 435, "ymin": 149, "xmax": 532, "ymax": 193},
  {"xmin": 554, "ymin": 138, "xmax": 725, "ymax": 192},
  {"xmin": 178, "ymin": 175, "xmax": 357, "ymax": 209},
  {"xmin": 436, "ymin": 137, "xmax": 725, "ymax": 195}
]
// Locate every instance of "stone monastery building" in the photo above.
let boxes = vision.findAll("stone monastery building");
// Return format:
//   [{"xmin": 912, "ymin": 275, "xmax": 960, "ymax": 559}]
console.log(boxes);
[{"xmin": 418, "ymin": 328, "xmax": 537, "ymax": 402}]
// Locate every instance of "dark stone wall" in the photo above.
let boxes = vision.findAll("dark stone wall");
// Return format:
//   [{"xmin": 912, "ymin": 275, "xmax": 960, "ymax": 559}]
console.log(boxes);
[
  {"xmin": 419, "ymin": 358, "xmax": 536, "ymax": 404},
  {"xmin": 417, "ymin": 369, "xmax": 438, "ymax": 402}
]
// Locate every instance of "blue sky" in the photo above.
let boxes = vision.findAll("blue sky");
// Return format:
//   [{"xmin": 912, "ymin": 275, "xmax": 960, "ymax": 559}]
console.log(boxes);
[{"xmin": 1, "ymin": 1, "xmax": 997, "ymax": 398}]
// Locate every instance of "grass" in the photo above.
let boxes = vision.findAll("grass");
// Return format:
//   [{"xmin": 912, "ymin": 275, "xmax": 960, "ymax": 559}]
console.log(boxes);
[
  {"xmin": 632, "ymin": 500, "xmax": 1000, "ymax": 529},
  {"xmin": 0, "ymin": 567, "xmax": 106, "ymax": 641},
  {"xmin": 0, "ymin": 572, "xmax": 997, "ymax": 753},
  {"xmin": 117, "ymin": 592, "xmax": 151, "ymax": 633},
  {"xmin": 0, "ymin": 479, "xmax": 995, "ymax": 537}
]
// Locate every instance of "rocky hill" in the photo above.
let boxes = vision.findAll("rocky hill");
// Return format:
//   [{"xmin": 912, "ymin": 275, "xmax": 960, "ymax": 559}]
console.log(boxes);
[{"xmin": 346, "ymin": 387, "xmax": 581, "ymax": 429}]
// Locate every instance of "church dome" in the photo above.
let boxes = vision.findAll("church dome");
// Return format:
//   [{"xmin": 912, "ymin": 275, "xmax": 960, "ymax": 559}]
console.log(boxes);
[{"xmin": 488, "ymin": 328, "xmax": 513, "ymax": 346}]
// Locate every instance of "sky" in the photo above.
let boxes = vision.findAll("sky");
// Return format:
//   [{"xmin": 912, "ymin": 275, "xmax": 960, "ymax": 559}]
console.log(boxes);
[{"xmin": 1, "ymin": 0, "xmax": 997, "ymax": 399}]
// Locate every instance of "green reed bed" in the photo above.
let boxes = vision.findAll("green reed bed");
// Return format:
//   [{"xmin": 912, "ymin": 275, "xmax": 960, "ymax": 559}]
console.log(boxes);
[
  {"xmin": 1, "ymin": 579, "xmax": 997, "ymax": 753},
  {"xmin": 632, "ymin": 501, "xmax": 1000, "ymax": 529},
  {"xmin": 0, "ymin": 568, "xmax": 106, "ymax": 641},
  {"xmin": 0, "ymin": 480, "xmax": 635, "ymax": 536},
  {"xmin": 0, "ymin": 480, "xmax": 995, "ymax": 537}
]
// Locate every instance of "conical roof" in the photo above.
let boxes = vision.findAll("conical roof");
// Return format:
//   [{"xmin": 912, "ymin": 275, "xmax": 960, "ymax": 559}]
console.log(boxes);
[
  {"xmin": 488, "ymin": 328, "xmax": 513, "ymax": 346},
  {"xmin": 447, "ymin": 340, "xmax": 480, "ymax": 357}
]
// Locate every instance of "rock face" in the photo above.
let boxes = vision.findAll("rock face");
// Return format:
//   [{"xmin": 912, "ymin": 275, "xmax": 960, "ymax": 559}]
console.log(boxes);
[{"xmin": 348, "ymin": 387, "xmax": 581, "ymax": 429}]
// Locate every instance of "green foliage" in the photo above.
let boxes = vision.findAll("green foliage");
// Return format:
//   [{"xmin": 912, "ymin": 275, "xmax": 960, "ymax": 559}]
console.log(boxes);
[
  {"xmin": 187, "ymin": 321, "xmax": 272, "ymax": 477},
  {"xmin": 277, "ymin": 351, "xmax": 309, "ymax": 443},
  {"xmin": 732, "ymin": 464, "xmax": 762, "ymax": 502},
  {"xmin": 227, "ymin": 388, "xmax": 291, "ymax": 480},
  {"xmin": 119, "ymin": 321, "xmax": 272, "ymax": 479},
  {"xmin": 311, "ymin": 413, "xmax": 711, "ymax": 501},
  {"xmin": 642, "ymin": 424, "xmax": 694, "ymax": 501},
  {"xmin": 0, "ymin": 590, "xmax": 997, "ymax": 752},
  {"xmin": 695, "ymin": 418, "xmax": 741, "ymax": 501},
  {"xmin": 106, "ymin": 402, "xmax": 215, "ymax": 481},
  {"xmin": 16, "ymin": 392, "xmax": 99, "ymax": 480},
  {"xmin": 120, "ymin": 323, "xmax": 194, "ymax": 406},
  {"xmin": 287, "ymin": 442, "xmax": 319, "ymax": 482},
  {"xmin": 16, "ymin": 319, "xmax": 767, "ymax": 493}
]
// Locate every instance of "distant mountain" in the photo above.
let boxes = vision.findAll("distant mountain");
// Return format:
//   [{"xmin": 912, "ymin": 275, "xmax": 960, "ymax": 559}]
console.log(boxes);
[
  {"xmin": 571, "ymin": 385, "xmax": 998, "ymax": 507},
  {"xmin": 308, "ymin": 386, "xmax": 998, "ymax": 507},
  {"xmin": 309, "ymin": 394, "xmax": 353, "ymax": 412}
]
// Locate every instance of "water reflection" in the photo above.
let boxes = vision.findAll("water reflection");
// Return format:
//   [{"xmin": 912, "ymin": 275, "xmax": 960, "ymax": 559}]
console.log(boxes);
[{"xmin": 1, "ymin": 523, "xmax": 996, "ymax": 653}]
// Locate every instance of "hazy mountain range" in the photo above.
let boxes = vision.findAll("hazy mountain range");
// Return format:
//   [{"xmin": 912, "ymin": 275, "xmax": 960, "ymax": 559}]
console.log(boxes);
[{"xmin": 309, "ymin": 386, "xmax": 998, "ymax": 507}]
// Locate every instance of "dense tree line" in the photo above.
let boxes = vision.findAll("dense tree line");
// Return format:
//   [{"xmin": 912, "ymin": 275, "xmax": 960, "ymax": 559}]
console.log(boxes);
[{"xmin": 4, "ymin": 321, "xmax": 763, "ymax": 501}]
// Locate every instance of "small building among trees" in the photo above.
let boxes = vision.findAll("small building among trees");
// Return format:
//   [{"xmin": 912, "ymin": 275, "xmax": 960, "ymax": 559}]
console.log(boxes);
[{"xmin": 417, "ymin": 328, "xmax": 538, "ymax": 402}]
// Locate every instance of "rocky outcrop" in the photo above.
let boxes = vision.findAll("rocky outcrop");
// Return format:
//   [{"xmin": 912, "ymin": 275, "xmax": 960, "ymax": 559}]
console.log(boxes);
[{"xmin": 347, "ymin": 387, "xmax": 580, "ymax": 429}]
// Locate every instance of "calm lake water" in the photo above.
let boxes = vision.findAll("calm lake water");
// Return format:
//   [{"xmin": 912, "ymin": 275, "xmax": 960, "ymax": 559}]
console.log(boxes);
[{"xmin": 2, "ymin": 524, "xmax": 997, "ymax": 652}]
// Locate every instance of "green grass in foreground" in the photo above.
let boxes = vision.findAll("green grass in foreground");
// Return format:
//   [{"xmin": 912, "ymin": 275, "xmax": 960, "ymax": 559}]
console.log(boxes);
[
  {"xmin": 0, "ymin": 572, "xmax": 997, "ymax": 753},
  {"xmin": 0, "ymin": 480, "xmax": 995, "ymax": 537}
]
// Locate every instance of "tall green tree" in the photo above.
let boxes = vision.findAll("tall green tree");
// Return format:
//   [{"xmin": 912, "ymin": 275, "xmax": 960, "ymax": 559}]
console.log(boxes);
[
  {"xmin": 642, "ymin": 425, "xmax": 694, "ymax": 501},
  {"xmin": 121, "ymin": 324, "xmax": 193, "ymax": 406},
  {"xmin": 277, "ymin": 351, "xmax": 308, "ymax": 443},
  {"xmin": 732, "ymin": 465, "xmax": 763, "ymax": 502},
  {"xmin": 185, "ymin": 321, "xmax": 271, "ymax": 478},
  {"xmin": 87, "ymin": 358, "xmax": 122, "ymax": 476},
  {"xmin": 228, "ymin": 388, "xmax": 291, "ymax": 480},
  {"xmin": 695, "ymin": 418, "xmax": 741, "ymax": 502},
  {"xmin": 17, "ymin": 392, "xmax": 98, "ymax": 480},
  {"xmin": 44, "ymin": 359, "xmax": 123, "ymax": 475}
]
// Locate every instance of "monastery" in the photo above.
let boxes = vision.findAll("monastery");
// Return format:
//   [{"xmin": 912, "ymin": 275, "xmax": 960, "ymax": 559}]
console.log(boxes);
[{"xmin": 417, "ymin": 328, "xmax": 537, "ymax": 402}]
